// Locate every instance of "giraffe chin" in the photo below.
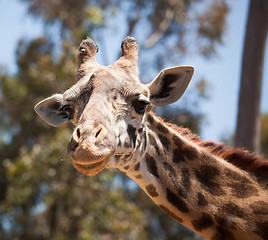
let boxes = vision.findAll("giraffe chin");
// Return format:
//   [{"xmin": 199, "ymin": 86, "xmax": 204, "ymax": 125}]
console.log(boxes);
[{"xmin": 72, "ymin": 160, "xmax": 107, "ymax": 176}]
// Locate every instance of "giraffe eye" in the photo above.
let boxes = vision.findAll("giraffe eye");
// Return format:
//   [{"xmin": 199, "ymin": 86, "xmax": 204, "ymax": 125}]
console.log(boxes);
[
  {"xmin": 61, "ymin": 104, "xmax": 73, "ymax": 117},
  {"xmin": 132, "ymin": 99, "xmax": 149, "ymax": 114}
]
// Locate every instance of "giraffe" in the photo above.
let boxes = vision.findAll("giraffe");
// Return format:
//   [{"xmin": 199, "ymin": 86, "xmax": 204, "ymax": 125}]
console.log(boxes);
[{"xmin": 34, "ymin": 37, "xmax": 268, "ymax": 240}]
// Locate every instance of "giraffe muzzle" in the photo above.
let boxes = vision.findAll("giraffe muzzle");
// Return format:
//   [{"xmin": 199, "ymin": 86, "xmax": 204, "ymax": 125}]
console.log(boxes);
[{"xmin": 67, "ymin": 123, "xmax": 115, "ymax": 170}]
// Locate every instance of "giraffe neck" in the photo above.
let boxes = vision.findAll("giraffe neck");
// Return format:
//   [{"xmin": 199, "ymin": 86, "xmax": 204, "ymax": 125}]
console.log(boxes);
[{"xmin": 123, "ymin": 113, "xmax": 268, "ymax": 240}]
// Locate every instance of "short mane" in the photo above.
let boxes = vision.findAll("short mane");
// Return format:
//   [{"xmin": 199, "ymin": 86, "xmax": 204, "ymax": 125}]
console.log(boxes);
[{"xmin": 156, "ymin": 116, "xmax": 268, "ymax": 177}]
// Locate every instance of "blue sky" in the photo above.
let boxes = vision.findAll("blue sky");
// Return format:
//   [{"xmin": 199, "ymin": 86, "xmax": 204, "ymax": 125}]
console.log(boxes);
[{"xmin": 0, "ymin": 0, "xmax": 267, "ymax": 142}]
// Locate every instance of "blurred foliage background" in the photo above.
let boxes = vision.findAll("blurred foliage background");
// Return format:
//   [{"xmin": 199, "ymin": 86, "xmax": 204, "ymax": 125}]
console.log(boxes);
[{"xmin": 0, "ymin": 0, "xmax": 267, "ymax": 239}]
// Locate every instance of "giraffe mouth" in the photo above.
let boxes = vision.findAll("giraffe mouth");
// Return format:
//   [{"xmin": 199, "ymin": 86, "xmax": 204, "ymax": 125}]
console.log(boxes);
[{"xmin": 73, "ymin": 159, "xmax": 107, "ymax": 176}]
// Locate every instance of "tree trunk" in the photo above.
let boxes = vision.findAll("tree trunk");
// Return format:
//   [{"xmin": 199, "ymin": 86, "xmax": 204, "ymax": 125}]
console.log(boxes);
[{"xmin": 234, "ymin": 0, "xmax": 268, "ymax": 153}]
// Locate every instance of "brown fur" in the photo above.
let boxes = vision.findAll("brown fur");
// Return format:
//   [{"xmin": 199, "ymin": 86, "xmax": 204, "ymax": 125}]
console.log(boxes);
[{"xmin": 156, "ymin": 115, "xmax": 268, "ymax": 177}]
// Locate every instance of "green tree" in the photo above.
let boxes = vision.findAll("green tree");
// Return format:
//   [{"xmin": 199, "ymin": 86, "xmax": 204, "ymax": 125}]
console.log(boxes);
[{"xmin": 1, "ymin": 0, "xmax": 229, "ymax": 239}]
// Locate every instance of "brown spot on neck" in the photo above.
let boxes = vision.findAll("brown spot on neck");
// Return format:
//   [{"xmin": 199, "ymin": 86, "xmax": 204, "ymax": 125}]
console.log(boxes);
[
  {"xmin": 191, "ymin": 213, "xmax": 213, "ymax": 232},
  {"xmin": 145, "ymin": 184, "xmax": 159, "ymax": 197}
]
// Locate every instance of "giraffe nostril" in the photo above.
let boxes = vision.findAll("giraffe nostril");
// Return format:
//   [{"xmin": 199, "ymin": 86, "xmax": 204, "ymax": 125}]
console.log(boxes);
[
  {"xmin": 95, "ymin": 128, "xmax": 102, "ymax": 138},
  {"xmin": 77, "ymin": 128, "xmax": 81, "ymax": 139}
]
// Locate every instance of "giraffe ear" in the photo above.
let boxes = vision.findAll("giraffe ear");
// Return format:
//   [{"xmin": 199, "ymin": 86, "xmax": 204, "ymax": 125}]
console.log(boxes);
[
  {"xmin": 34, "ymin": 94, "xmax": 70, "ymax": 127},
  {"xmin": 147, "ymin": 66, "xmax": 194, "ymax": 106}
]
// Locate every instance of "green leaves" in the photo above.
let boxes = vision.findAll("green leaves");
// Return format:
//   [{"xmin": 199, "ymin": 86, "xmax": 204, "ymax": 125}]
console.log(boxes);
[
  {"xmin": 196, "ymin": 1, "xmax": 229, "ymax": 57},
  {"xmin": 85, "ymin": 6, "xmax": 105, "ymax": 26}
]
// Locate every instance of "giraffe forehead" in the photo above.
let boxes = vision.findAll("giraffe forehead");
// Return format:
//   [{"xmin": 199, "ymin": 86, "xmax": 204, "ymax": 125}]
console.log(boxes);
[
  {"xmin": 92, "ymin": 69, "xmax": 148, "ymax": 96},
  {"xmin": 66, "ymin": 68, "xmax": 147, "ymax": 101}
]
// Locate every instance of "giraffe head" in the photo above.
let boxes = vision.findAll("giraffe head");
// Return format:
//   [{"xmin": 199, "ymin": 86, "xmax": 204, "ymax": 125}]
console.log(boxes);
[{"xmin": 34, "ymin": 37, "xmax": 194, "ymax": 176}]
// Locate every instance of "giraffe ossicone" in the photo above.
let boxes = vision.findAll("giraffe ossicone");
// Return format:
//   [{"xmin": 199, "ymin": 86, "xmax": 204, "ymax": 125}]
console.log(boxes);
[{"xmin": 35, "ymin": 37, "xmax": 268, "ymax": 240}]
